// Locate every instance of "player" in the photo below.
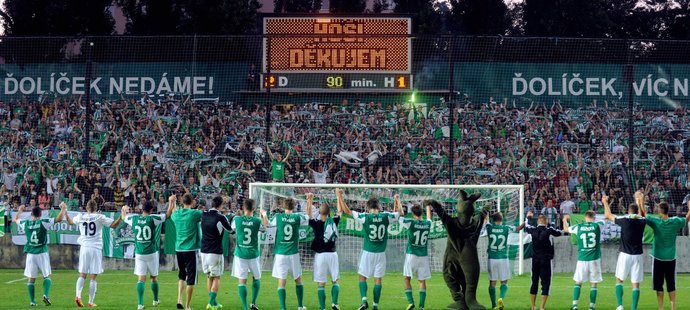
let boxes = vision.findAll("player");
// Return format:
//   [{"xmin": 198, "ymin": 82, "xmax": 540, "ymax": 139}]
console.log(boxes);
[
  {"xmin": 337, "ymin": 189, "xmax": 403, "ymax": 310},
  {"xmin": 125, "ymin": 199, "xmax": 170, "ymax": 310},
  {"xmin": 167, "ymin": 193, "xmax": 203, "ymax": 310},
  {"xmin": 66, "ymin": 199, "xmax": 125, "ymax": 307},
  {"xmin": 270, "ymin": 197, "xmax": 310, "ymax": 310},
  {"xmin": 14, "ymin": 202, "xmax": 68, "ymax": 306},
  {"xmin": 307, "ymin": 191, "xmax": 341, "ymax": 310},
  {"xmin": 400, "ymin": 201, "xmax": 433, "ymax": 310},
  {"xmin": 563, "ymin": 211, "xmax": 604, "ymax": 310},
  {"xmin": 602, "ymin": 191, "xmax": 646, "ymax": 310},
  {"xmin": 485, "ymin": 212, "xmax": 524, "ymax": 310},
  {"xmin": 523, "ymin": 212, "xmax": 564, "ymax": 310},
  {"xmin": 646, "ymin": 201, "xmax": 690, "ymax": 310},
  {"xmin": 200, "ymin": 196, "xmax": 233, "ymax": 310},
  {"xmin": 232, "ymin": 199, "xmax": 269, "ymax": 310}
]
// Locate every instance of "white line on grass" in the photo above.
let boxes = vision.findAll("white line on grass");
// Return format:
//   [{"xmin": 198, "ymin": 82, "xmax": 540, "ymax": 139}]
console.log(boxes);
[{"xmin": 5, "ymin": 278, "xmax": 26, "ymax": 284}]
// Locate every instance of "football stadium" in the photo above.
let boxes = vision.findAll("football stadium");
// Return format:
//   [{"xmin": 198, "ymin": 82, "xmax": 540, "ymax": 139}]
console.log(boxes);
[{"xmin": 2, "ymin": 1, "xmax": 690, "ymax": 310}]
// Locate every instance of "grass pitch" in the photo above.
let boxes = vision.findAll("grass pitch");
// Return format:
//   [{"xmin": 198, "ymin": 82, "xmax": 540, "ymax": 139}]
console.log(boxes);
[{"xmin": 0, "ymin": 270, "xmax": 688, "ymax": 309}]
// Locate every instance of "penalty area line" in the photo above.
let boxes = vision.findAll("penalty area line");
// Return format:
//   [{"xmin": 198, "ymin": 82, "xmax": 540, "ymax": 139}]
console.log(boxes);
[{"xmin": 5, "ymin": 278, "xmax": 26, "ymax": 284}]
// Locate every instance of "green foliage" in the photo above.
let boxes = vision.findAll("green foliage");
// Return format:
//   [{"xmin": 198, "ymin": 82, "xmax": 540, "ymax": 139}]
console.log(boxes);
[
  {"xmin": 274, "ymin": 0, "xmax": 322, "ymax": 13},
  {"xmin": 3, "ymin": 0, "xmax": 114, "ymax": 36},
  {"xmin": 329, "ymin": 0, "xmax": 366, "ymax": 13},
  {"xmin": 449, "ymin": 0, "xmax": 509, "ymax": 35}
]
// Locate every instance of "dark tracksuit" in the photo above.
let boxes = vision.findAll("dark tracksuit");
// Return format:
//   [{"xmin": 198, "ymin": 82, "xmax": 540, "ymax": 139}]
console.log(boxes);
[{"xmin": 524, "ymin": 223, "xmax": 563, "ymax": 296}]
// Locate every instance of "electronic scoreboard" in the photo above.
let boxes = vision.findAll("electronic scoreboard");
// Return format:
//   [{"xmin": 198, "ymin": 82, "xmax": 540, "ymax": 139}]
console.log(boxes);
[{"xmin": 261, "ymin": 16, "xmax": 412, "ymax": 92}]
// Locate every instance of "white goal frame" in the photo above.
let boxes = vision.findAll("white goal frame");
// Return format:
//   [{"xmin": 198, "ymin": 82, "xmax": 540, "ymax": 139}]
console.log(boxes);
[{"xmin": 249, "ymin": 182, "xmax": 526, "ymax": 275}]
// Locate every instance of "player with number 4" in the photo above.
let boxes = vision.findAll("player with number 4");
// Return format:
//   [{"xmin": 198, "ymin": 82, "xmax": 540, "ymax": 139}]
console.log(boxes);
[
  {"xmin": 563, "ymin": 211, "xmax": 604, "ymax": 310},
  {"xmin": 338, "ymin": 189, "xmax": 403, "ymax": 310},
  {"xmin": 66, "ymin": 199, "xmax": 125, "ymax": 307}
]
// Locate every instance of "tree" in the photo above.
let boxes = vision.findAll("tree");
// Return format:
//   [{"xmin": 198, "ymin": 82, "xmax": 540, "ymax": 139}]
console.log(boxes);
[
  {"xmin": 393, "ymin": 0, "xmax": 444, "ymax": 34},
  {"xmin": 522, "ymin": 0, "xmax": 614, "ymax": 37},
  {"xmin": 3, "ymin": 0, "xmax": 114, "ymax": 36},
  {"xmin": 118, "ymin": 0, "xmax": 261, "ymax": 35},
  {"xmin": 449, "ymin": 0, "xmax": 509, "ymax": 35},
  {"xmin": 372, "ymin": 0, "xmax": 390, "ymax": 13},
  {"xmin": 274, "ymin": 0, "xmax": 322, "ymax": 13},
  {"xmin": 329, "ymin": 0, "xmax": 366, "ymax": 13}
]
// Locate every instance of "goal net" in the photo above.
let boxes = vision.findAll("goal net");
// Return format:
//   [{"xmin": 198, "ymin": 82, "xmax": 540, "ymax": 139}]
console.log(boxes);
[{"xmin": 249, "ymin": 182, "xmax": 527, "ymax": 275}]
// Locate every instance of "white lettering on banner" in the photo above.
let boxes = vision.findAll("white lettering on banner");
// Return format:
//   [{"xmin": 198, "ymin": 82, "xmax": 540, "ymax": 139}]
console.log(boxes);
[
  {"xmin": 511, "ymin": 73, "xmax": 690, "ymax": 99},
  {"xmin": 2, "ymin": 73, "xmax": 216, "ymax": 96}
]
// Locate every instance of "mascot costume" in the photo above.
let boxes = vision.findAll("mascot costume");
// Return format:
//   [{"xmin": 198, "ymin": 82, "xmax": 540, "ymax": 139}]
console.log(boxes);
[{"xmin": 425, "ymin": 191, "xmax": 489, "ymax": 310}]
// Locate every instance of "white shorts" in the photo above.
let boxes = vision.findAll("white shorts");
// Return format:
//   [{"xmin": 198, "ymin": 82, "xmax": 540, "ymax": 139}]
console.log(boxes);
[
  {"xmin": 616, "ymin": 253, "xmax": 644, "ymax": 283},
  {"xmin": 358, "ymin": 251, "xmax": 386, "ymax": 279},
  {"xmin": 24, "ymin": 253, "xmax": 52, "ymax": 278},
  {"xmin": 403, "ymin": 254, "xmax": 431, "ymax": 281},
  {"xmin": 488, "ymin": 258, "xmax": 511, "ymax": 281},
  {"xmin": 201, "ymin": 253, "xmax": 224, "ymax": 277},
  {"xmin": 313, "ymin": 252, "xmax": 340, "ymax": 283},
  {"xmin": 134, "ymin": 252, "xmax": 160, "ymax": 277},
  {"xmin": 573, "ymin": 259, "xmax": 603, "ymax": 283},
  {"xmin": 78, "ymin": 247, "xmax": 104, "ymax": 275},
  {"xmin": 272, "ymin": 254, "xmax": 302, "ymax": 280},
  {"xmin": 232, "ymin": 257, "xmax": 262, "ymax": 280}
]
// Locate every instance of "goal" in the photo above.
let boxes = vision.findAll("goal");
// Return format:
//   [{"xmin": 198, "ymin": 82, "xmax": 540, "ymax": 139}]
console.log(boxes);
[{"xmin": 248, "ymin": 183, "xmax": 527, "ymax": 275}]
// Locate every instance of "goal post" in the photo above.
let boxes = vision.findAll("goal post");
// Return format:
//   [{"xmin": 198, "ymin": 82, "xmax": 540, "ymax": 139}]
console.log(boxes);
[{"xmin": 249, "ymin": 182, "xmax": 527, "ymax": 275}]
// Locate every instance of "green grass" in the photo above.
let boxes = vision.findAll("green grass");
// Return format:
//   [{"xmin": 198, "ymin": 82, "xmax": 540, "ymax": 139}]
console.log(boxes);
[{"xmin": 0, "ymin": 270, "xmax": 688, "ymax": 309}]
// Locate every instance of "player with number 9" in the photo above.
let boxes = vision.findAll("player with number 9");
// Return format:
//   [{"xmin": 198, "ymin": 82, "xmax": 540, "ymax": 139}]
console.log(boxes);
[
  {"xmin": 125, "ymin": 199, "xmax": 167, "ymax": 310},
  {"xmin": 399, "ymin": 200, "xmax": 433, "ymax": 310},
  {"xmin": 270, "ymin": 197, "xmax": 310, "ymax": 310},
  {"xmin": 66, "ymin": 199, "xmax": 125, "ymax": 307},
  {"xmin": 14, "ymin": 202, "xmax": 68, "ymax": 307},
  {"xmin": 563, "ymin": 211, "xmax": 604, "ymax": 310},
  {"xmin": 337, "ymin": 189, "xmax": 403, "ymax": 310},
  {"xmin": 231, "ymin": 199, "xmax": 268, "ymax": 310},
  {"xmin": 485, "ymin": 212, "xmax": 525, "ymax": 310}
]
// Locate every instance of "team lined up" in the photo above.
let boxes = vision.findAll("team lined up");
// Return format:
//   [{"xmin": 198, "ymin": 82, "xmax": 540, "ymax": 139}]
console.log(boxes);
[{"xmin": 13, "ymin": 189, "xmax": 690, "ymax": 310}]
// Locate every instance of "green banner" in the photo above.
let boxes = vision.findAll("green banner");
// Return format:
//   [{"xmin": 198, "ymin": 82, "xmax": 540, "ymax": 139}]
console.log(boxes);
[
  {"xmin": 455, "ymin": 62, "xmax": 690, "ymax": 108},
  {"xmin": 0, "ymin": 207, "xmax": 5, "ymax": 237}
]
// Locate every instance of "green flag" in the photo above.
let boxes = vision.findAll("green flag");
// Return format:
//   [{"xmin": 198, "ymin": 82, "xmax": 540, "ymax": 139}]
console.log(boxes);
[{"xmin": 0, "ymin": 207, "xmax": 5, "ymax": 237}]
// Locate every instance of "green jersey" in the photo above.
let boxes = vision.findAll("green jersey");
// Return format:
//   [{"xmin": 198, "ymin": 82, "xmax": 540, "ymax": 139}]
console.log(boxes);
[
  {"xmin": 570, "ymin": 222, "xmax": 603, "ymax": 261},
  {"xmin": 646, "ymin": 216, "xmax": 686, "ymax": 260},
  {"xmin": 171, "ymin": 208, "xmax": 202, "ymax": 251},
  {"xmin": 125, "ymin": 214, "xmax": 165, "ymax": 255},
  {"xmin": 271, "ymin": 160, "xmax": 286, "ymax": 181},
  {"xmin": 232, "ymin": 216, "xmax": 265, "ymax": 259},
  {"xmin": 271, "ymin": 213, "xmax": 309, "ymax": 255},
  {"xmin": 21, "ymin": 218, "xmax": 53, "ymax": 254},
  {"xmin": 486, "ymin": 223, "xmax": 515, "ymax": 259},
  {"xmin": 353, "ymin": 211, "xmax": 400, "ymax": 253},
  {"xmin": 399, "ymin": 218, "xmax": 432, "ymax": 257}
]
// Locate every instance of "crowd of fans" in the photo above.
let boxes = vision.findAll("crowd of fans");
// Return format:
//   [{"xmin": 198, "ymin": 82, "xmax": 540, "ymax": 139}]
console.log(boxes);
[{"xmin": 0, "ymin": 94, "xmax": 688, "ymax": 222}]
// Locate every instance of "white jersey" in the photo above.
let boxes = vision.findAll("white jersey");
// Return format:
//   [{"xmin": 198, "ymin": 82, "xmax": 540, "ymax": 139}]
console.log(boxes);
[{"xmin": 73, "ymin": 213, "xmax": 114, "ymax": 249}]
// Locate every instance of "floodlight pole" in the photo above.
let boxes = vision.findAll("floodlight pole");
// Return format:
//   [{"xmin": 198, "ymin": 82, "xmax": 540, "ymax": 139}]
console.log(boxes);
[{"xmin": 83, "ymin": 40, "xmax": 94, "ymax": 167}]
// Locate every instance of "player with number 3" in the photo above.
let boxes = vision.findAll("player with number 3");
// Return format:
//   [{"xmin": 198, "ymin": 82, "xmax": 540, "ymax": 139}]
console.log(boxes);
[
  {"xmin": 337, "ymin": 189, "xmax": 403, "ymax": 310},
  {"xmin": 232, "ymin": 199, "xmax": 268, "ymax": 310}
]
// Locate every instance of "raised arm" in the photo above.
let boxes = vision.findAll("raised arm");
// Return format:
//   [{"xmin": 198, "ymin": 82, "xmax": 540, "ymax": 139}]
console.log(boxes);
[
  {"xmin": 111, "ymin": 205, "xmax": 128, "ymax": 228},
  {"xmin": 305, "ymin": 192, "xmax": 313, "ymax": 218},
  {"xmin": 426, "ymin": 205, "xmax": 432, "ymax": 221},
  {"xmin": 260, "ymin": 208, "xmax": 269, "ymax": 227},
  {"xmin": 562, "ymin": 214, "xmax": 570, "ymax": 234},
  {"xmin": 55, "ymin": 202, "xmax": 68, "ymax": 222},
  {"xmin": 62, "ymin": 202, "xmax": 75, "ymax": 225},
  {"xmin": 602, "ymin": 195, "xmax": 615, "ymax": 221},
  {"xmin": 634, "ymin": 190, "xmax": 646, "ymax": 217},
  {"xmin": 266, "ymin": 143, "xmax": 275, "ymax": 161},
  {"xmin": 282, "ymin": 147, "xmax": 291, "ymax": 163},
  {"xmin": 393, "ymin": 194, "xmax": 404, "ymax": 216},
  {"xmin": 13, "ymin": 204, "xmax": 25, "ymax": 225},
  {"xmin": 166, "ymin": 194, "xmax": 177, "ymax": 219},
  {"xmin": 515, "ymin": 210, "xmax": 533, "ymax": 231},
  {"xmin": 336, "ymin": 188, "xmax": 352, "ymax": 216},
  {"xmin": 425, "ymin": 199, "xmax": 451, "ymax": 224}
]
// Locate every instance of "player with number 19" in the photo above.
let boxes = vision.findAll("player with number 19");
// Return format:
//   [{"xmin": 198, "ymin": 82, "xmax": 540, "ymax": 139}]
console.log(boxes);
[
  {"xmin": 232, "ymin": 199, "xmax": 269, "ymax": 310},
  {"xmin": 125, "ymin": 199, "xmax": 170, "ymax": 310},
  {"xmin": 485, "ymin": 212, "xmax": 524, "ymax": 310},
  {"xmin": 563, "ymin": 211, "xmax": 604, "ymax": 310},
  {"xmin": 337, "ymin": 189, "xmax": 403, "ymax": 310},
  {"xmin": 66, "ymin": 199, "xmax": 125, "ymax": 307},
  {"xmin": 399, "ymin": 201, "xmax": 432, "ymax": 310},
  {"xmin": 14, "ymin": 202, "xmax": 68, "ymax": 307},
  {"xmin": 270, "ymin": 198, "xmax": 310, "ymax": 310}
]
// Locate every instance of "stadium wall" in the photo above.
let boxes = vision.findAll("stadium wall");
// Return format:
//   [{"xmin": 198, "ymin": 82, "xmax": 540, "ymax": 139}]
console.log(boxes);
[{"xmin": 2, "ymin": 236, "xmax": 688, "ymax": 274}]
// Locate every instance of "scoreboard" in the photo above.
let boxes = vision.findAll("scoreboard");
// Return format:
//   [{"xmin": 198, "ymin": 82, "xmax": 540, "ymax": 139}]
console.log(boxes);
[{"xmin": 262, "ymin": 16, "xmax": 412, "ymax": 92}]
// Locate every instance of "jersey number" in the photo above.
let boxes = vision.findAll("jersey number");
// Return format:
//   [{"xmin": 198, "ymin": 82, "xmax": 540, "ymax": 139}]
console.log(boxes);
[
  {"xmin": 242, "ymin": 228, "xmax": 252, "ymax": 245},
  {"xmin": 412, "ymin": 230, "xmax": 429, "ymax": 246},
  {"xmin": 283, "ymin": 225, "xmax": 293, "ymax": 241},
  {"xmin": 82, "ymin": 222, "xmax": 97, "ymax": 236},
  {"xmin": 579, "ymin": 232, "xmax": 597, "ymax": 248},
  {"xmin": 134, "ymin": 226, "xmax": 152, "ymax": 241},
  {"xmin": 29, "ymin": 231, "xmax": 39, "ymax": 244},
  {"xmin": 489, "ymin": 234, "xmax": 506, "ymax": 251},
  {"xmin": 368, "ymin": 224, "xmax": 386, "ymax": 241}
]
